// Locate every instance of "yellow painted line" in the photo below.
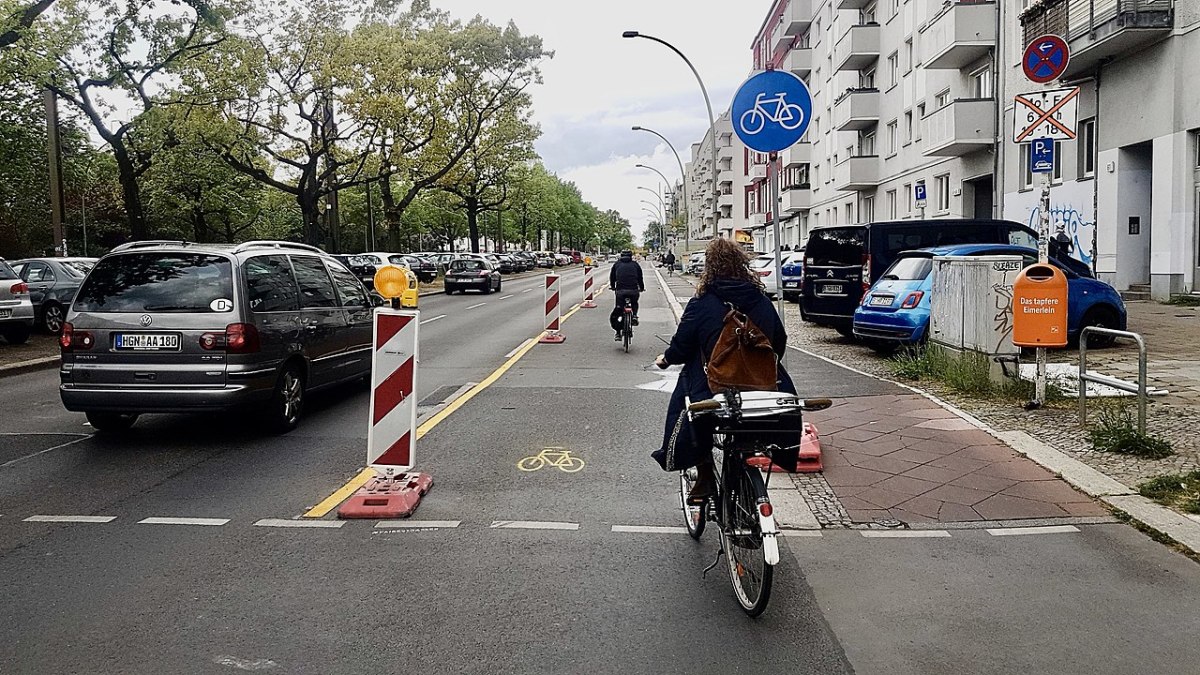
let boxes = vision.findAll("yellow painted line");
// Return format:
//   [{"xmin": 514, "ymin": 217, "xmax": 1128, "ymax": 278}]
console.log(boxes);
[{"xmin": 303, "ymin": 288, "xmax": 597, "ymax": 519}]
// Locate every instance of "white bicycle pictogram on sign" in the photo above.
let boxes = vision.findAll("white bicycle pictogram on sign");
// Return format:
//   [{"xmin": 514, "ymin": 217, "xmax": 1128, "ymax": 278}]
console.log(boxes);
[{"xmin": 738, "ymin": 91, "xmax": 806, "ymax": 136}]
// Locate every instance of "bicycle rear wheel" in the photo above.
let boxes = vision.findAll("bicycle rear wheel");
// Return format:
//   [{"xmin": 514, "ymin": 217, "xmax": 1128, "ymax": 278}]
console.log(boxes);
[
  {"xmin": 721, "ymin": 462, "xmax": 773, "ymax": 616},
  {"xmin": 678, "ymin": 468, "xmax": 706, "ymax": 540},
  {"xmin": 623, "ymin": 313, "xmax": 631, "ymax": 353}
]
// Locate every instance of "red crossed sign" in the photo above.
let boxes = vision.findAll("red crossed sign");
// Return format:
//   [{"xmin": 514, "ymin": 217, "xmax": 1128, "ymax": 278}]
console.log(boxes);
[{"xmin": 1013, "ymin": 87, "xmax": 1079, "ymax": 143}]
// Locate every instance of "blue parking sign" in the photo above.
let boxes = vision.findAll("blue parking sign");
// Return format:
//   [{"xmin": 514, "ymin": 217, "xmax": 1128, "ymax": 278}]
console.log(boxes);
[
  {"xmin": 1031, "ymin": 138, "xmax": 1054, "ymax": 173},
  {"xmin": 914, "ymin": 182, "xmax": 927, "ymax": 206}
]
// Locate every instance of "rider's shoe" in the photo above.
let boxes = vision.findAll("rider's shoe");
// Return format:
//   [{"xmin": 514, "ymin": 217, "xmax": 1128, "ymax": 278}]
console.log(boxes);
[
  {"xmin": 687, "ymin": 461, "xmax": 717, "ymax": 504},
  {"xmin": 632, "ymin": 315, "xmax": 639, "ymax": 326},
  {"xmin": 614, "ymin": 331, "xmax": 622, "ymax": 341}
]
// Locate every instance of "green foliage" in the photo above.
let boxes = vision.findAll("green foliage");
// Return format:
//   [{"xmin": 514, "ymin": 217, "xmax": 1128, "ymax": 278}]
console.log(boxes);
[
  {"xmin": 1165, "ymin": 294, "xmax": 1200, "ymax": 307},
  {"xmin": 887, "ymin": 345, "xmax": 1064, "ymax": 401},
  {"xmin": 1088, "ymin": 403, "xmax": 1174, "ymax": 459},
  {"xmin": 1138, "ymin": 472, "xmax": 1200, "ymax": 514}
]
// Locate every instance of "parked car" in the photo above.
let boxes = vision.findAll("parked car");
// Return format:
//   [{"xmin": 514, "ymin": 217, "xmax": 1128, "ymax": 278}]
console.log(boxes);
[
  {"xmin": 444, "ymin": 257, "xmax": 502, "ymax": 294},
  {"xmin": 535, "ymin": 252, "xmax": 555, "ymax": 269},
  {"xmin": 781, "ymin": 249, "xmax": 805, "ymax": 302},
  {"xmin": 495, "ymin": 254, "xmax": 519, "ymax": 274},
  {"xmin": 59, "ymin": 240, "xmax": 377, "ymax": 433},
  {"xmin": 853, "ymin": 244, "xmax": 1126, "ymax": 353},
  {"xmin": 331, "ymin": 254, "xmax": 378, "ymax": 290},
  {"xmin": 394, "ymin": 254, "xmax": 438, "ymax": 283},
  {"xmin": 561, "ymin": 250, "xmax": 582, "ymax": 264},
  {"xmin": 0, "ymin": 258, "xmax": 35, "ymax": 345},
  {"xmin": 10, "ymin": 257, "xmax": 97, "ymax": 334},
  {"xmin": 512, "ymin": 252, "xmax": 537, "ymax": 271},
  {"xmin": 748, "ymin": 254, "xmax": 780, "ymax": 298},
  {"xmin": 553, "ymin": 253, "xmax": 570, "ymax": 266},
  {"xmin": 802, "ymin": 219, "xmax": 1042, "ymax": 335}
]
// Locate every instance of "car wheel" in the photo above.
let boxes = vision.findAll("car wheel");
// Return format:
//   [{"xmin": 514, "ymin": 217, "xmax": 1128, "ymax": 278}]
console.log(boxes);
[
  {"xmin": 1080, "ymin": 307, "xmax": 1119, "ymax": 349},
  {"xmin": 783, "ymin": 293, "xmax": 799, "ymax": 303},
  {"xmin": 496, "ymin": 278, "xmax": 502, "ymax": 293},
  {"xmin": 482, "ymin": 281, "xmax": 492, "ymax": 295},
  {"xmin": 41, "ymin": 303, "xmax": 65, "ymax": 334},
  {"xmin": 1, "ymin": 325, "xmax": 31, "ymax": 345},
  {"xmin": 835, "ymin": 325, "xmax": 855, "ymax": 339},
  {"xmin": 86, "ymin": 411, "xmax": 139, "ymax": 432},
  {"xmin": 445, "ymin": 287, "xmax": 454, "ymax": 295},
  {"xmin": 267, "ymin": 364, "xmax": 305, "ymax": 433},
  {"xmin": 868, "ymin": 340, "xmax": 898, "ymax": 355}
]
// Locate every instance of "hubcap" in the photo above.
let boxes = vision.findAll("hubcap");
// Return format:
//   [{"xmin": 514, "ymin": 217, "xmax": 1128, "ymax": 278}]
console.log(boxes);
[
  {"xmin": 281, "ymin": 372, "xmax": 302, "ymax": 421},
  {"xmin": 45, "ymin": 307, "xmax": 63, "ymax": 332}
]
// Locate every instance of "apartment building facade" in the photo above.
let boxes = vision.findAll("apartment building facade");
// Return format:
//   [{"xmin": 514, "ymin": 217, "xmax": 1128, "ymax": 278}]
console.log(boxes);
[
  {"xmin": 684, "ymin": 110, "xmax": 754, "ymax": 244},
  {"xmin": 1006, "ymin": 0, "xmax": 1200, "ymax": 298}
]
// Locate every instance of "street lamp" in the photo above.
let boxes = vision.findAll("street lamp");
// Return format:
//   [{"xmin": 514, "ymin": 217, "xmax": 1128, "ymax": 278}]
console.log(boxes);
[
  {"xmin": 637, "ymin": 186, "xmax": 666, "ymax": 218},
  {"xmin": 623, "ymin": 31, "xmax": 718, "ymax": 239},
  {"xmin": 641, "ymin": 207, "xmax": 665, "ymax": 249},
  {"xmin": 632, "ymin": 126, "xmax": 690, "ymax": 248}
]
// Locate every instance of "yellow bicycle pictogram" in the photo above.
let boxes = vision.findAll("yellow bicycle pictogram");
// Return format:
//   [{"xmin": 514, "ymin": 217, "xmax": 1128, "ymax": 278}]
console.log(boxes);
[{"xmin": 517, "ymin": 448, "xmax": 585, "ymax": 473}]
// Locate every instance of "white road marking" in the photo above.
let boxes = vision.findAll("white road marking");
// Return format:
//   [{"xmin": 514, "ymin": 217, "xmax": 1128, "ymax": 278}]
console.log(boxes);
[
  {"xmin": 499, "ymin": 294, "xmax": 514, "ymax": 300},
  {"xmin": 986, "ymin": 525, "xmax": 1080, "ymax": 536},
  {"xmin": 138, "ymin": 517, "xmax": 230, "ymax": 526},
  {"xmin": 490, "ymin": 520, "xmax": 579, "ymax": 531},
  {"xmin": 860, "ymin": 530, "xmax": 952, "ymax": 538},
  {"xmin": 0, "ymin": 432, "xmax": 90, "ymax": 436},
  {"xmin": 781, "ymin": 530, "xmax": 825, "ymax": 537},
  {"xmin": 254, "ymin": 519, "xmax": 344, "ymax": 529},
  {"xmin": 611, "ymin": 525, "xmax": 687, "ymax": 534},
  {"xmin": 466, "ymin": 303, "xmax": 487, "ymax": 310},
  {"xmin": 1, "ymin": 434, "xmax": 94, "ymax": 468},
  {"xmin": 420, "ymin": 314, "xmax": 446, "ymax": 325},
  {"xmin": 521, "ymin": 288, "xmax": 533, "ymax": 293},
  {"xmin": 505, "ymin": 339, "xmax": 534, "ymax": 358},
  {"xmin": 375, "ymin": 520, "xmax": 461, "ymax": 529},
  {"xmin": 25, "ymin": 515, "xmax": 116, "ymax": 523},
  {"xmin": 213, "ymin": 655, "xmax": 279, "ymax": 671}
]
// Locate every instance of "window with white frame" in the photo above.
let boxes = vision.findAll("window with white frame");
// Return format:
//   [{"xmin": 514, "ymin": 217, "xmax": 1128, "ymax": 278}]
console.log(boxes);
[
  {"xmin": 887, "ymin": 120, "xmax": 898, "ymax": 155},
  {"xmin": 904, "ymin": 110, "xmax": 913, "ymax": 144},
  {"xmin": 1053, "ymin": 140, "xmax": 1063, "ymax": 183},
  {"xmin": 890, "ymin": 0, "xmax": 899, "ymax": 19},
  {"xmin": 861, "ymin": 67, "xmax": 876, "ymax": 89},
  {"xmin": 861, "ymin": 3, "xmax": 877, "ymax": 23},
  {"xmin": 915, "ymin": 104, "xmax": 924, "ymax": 141},
  {"xmin": 1080, "ymin": 119, "xmax": 1096, "ymax": 177},
  {"xmin": 888, "ymin": 52, "xmax": 899, "ymax": 88},
  {"xmin": 886, "ymin": 189, "xmax": 897, "ymax": 218},
  {"xmin": 970, "ymin": 67, "xmax": 993, "ymax": 99},
  {"xmin": 903, "ymin": 183, "xmax": 912, "ymax": 215},
  {"xmin": 861, "ymin": 195, "xmax": 875, "ymax": 223},
  {"xmin": 860, "ymin": 132, "xmax": 876, "ymax": 156},
  {"xmin": 904, "ymin": 38, "xmax": 913, "ymax": 73},
  {"xmin": 935, "ymin": 89, "xmax": 951, "ymax": 109},
  {"xmin": 1020, "ymin": 143, "xmax": 1033, "ymax": 189},
  {"xmin": 935, "ymin": 174, "xmax": 950, "ymax": 212}
]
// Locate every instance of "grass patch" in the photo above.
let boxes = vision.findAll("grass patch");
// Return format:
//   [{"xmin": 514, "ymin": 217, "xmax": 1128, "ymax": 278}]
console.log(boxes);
[
  {"xmin": 1138, "ymin": 472, "xmax": 1200, "ymax": 515},
  {"xmin": 1165, "ymin": 294, "xmax": 1200, "ymax": 307},
  {"xmin": 1088, "ymin": 403, "xmax": 1174, "ymax": 459},
  {"xmin": 888, "ymin": 345, "xmax": 1064, "ymax": 402}
]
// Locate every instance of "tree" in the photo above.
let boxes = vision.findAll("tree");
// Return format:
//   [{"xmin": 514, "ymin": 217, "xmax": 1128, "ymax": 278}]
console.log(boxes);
[
  {"xmin": 4, "ymin": 0, "xmax": 231, "ymax": 240},
  {"xmin": 0, "ymin": 0, "xmax": 54, "ymax": 50}
]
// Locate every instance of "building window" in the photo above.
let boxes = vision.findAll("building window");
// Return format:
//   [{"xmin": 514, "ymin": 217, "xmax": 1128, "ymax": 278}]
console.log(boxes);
[
  {"xmin": 845, "ymin": 202, "xmax": 854, "ymax": 222},
  {"xmin": 886, "ymin": 189, "xmax": 897, "ymax": 218},
  {"xmin": 1080, "ymin": 119, "xmax": 1096, "ymax": 178},
  {"xmin": 886, "ymin": 120, "xmax": 898, "ymax": 156},
  {"xmin": 888, "ymin": 52, "xmax": 899, "ymax": 88},
  {"xmin": 860, "ymin": 132, "xmax": 876, "ymax": 156},
  {"xmin": 1053, "ymin": 140, "xmax": 1063, "ymax": 183},
  {"xmin": 1020, "ymin": 143, "xmax": 1033, "ymax": 189},
  {"xmin": 935, "ymin": 174, "xmax": 950, "ymax": 213},
  {"xmin": 904, "ymin": 111, "xmax": 913, "ymax": 144},
  {"xmin": 861, "ymin": 67, "xmax": 875, "ymax": 89},
  {"xmin": 935, "ymin": 89, "xmax": 951, "ymax": 109},
  {"xmin": 915, "ymin": 104, "xmax": 924, "ymax": 141},
  {"xmin": 861, "ymin": 3, "xmax": 877, "ymax": 24},
  {"xmin": 890, "ymin": 0, "xmax": 900, "ymax": 19},
  {"xmin": 970, "ymin": 67, "xmax": 993, "ymax": 99},
  {"xmin": 904, "ymin": 38, "xmax": 913, "ymax": 73},
  {"xmin": 861, "ymin": 195, "xmax": 875, "ymax": 223}
]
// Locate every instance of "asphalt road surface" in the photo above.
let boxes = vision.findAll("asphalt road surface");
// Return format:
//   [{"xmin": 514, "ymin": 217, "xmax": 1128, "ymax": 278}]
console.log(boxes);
[{"xmin": 1, "ymin": 263, "xmax": 1198, "ymax": 674}]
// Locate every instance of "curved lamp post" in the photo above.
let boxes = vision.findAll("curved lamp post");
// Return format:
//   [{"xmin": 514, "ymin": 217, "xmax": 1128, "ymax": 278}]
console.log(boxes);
[
  {"xmin": 633, "ymin": 127, "xmax": 689, "ymax": 248},
  {"xmin": 623, "ymin": 31, "xmax": 718, "ymax": 239},
  {"xmin": 641, "ymin": 207, "xmax": 665, "ymax": 249}
]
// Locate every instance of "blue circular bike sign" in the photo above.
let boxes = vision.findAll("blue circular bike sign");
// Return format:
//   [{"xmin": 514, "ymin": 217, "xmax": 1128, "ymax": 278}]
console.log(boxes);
[{"xmin": 731, "ymin": 70, "xmax": 813, "ymax": 153}]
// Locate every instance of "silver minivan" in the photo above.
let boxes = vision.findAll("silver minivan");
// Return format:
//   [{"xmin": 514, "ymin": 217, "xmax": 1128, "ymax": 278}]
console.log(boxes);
[{"xmin": 60, "ymin": 241, "xmax": 376, "ymax": 433}]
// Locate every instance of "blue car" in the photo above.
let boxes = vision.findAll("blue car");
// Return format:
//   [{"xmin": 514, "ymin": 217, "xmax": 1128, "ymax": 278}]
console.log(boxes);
[
  {"xmin": 781, "ymin": 250, "xmax": 804, "ymax": 303},
  {"xmin": 853, "ymin": 244, "xmax": 1126, "ymax": 353}
]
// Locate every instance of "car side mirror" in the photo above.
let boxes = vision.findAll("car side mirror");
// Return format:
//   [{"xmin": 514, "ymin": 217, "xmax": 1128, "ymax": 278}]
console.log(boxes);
[{"xmin": 369, "ymin": 293, "xmax": 386, "ymax": 308}]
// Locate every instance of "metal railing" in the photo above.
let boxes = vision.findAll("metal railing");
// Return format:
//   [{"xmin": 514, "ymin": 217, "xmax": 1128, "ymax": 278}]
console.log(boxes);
[
  {"xmin": 1078, "ymin": 327, "xmax": 1147, "ymax": 434},
  {"xmin": 1022, "ymin": 0, "xmax": 1172, "ymax": 43}
]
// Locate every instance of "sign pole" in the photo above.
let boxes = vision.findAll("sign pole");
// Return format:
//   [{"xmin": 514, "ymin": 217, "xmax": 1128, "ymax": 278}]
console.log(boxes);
[
  {"xmin": 769, "ymin": 151, "xmax": 786, "ymax": 368},
  {"xmin": 1034, "ymin": 172, "xmax": 1052, "ymax": 407}
]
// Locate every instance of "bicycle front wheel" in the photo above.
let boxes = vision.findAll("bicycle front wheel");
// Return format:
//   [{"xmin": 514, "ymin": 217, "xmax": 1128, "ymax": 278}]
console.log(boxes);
[
  {"xmin": 721, "ymin": 463, "xmax": 773, "ymax": 616},
  {"xmin": 678, "ymin": 468, "xmax": 706, "ymax": 540}
]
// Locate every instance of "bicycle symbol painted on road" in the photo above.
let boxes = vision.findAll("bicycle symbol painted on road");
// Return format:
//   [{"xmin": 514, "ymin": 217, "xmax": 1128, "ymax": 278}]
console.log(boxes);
[
  {"xmin": 517, "ymin": 447, "xmax": 585, "ymax": 473},
  {"xmin": 738, "ymin": 91, "xmax": 806, "ymax": 136}
]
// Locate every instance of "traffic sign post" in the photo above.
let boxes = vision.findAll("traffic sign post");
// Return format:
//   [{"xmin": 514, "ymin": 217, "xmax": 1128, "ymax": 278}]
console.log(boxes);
[
  {"xmin": 1031, "ymin": 138, "xmax": 1055, "ymax": 173},
  {"xmin": 1013, "ymin": 87, "xmax": 1080, "ymax": 143},
  {"xmin": 731, "ymin": 68, "xmax": 813, "ymax": 334},
  {"xmin": 914, "ymin": 182, "xmax": 927, "ymax": 213},
  {"xmin": 1023, "ymin": 34, "xmax": 1070, "ymax": 84}
]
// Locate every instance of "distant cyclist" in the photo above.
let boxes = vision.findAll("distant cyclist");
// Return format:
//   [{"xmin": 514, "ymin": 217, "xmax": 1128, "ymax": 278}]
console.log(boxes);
[
  {"xmin": 609, "ymin": 250, "xmax": 644, "ymax": 341},
  {"xmin": 663, "ymin": 250, "xmax": 676, "ymax": 276}
]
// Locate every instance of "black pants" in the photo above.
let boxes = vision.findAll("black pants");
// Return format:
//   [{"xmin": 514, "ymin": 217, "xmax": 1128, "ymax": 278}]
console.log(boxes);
[{"xmin": 610, "ymin": 290, "xmax": 640, "ymax": 331}]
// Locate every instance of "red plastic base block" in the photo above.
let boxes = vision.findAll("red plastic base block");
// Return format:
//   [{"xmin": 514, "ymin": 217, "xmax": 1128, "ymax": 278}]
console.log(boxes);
[
  {"xmin": 539, "ymin": 331, "xmax": 567, "ymax": 344},
  {"xmin": 746, "ymin": 422, "xmax": 823, "ymax": 473},
  {"xmin": 580, "ymin": 300, "xmax": 598, "ymax": 308},
  {"xmin": 337, "ymin": 472, "xmax": 433, "ymax": 519}
]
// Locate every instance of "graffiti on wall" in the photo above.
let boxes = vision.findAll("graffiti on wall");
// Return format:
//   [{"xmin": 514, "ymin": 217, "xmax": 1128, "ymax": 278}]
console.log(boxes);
[{"xmin": 1025, "ymin": 203, "xmax": 1094, "ymax": 267}]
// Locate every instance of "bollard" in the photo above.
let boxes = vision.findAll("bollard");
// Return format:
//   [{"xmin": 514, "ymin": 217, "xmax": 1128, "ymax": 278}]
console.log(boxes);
[
  {"xmin": 581, "ymin": 265, "xmax": 597, "ymax": 308},
  {"xmin": 539, "ymin": 273, "xmax": 566, "ymax": 344}
]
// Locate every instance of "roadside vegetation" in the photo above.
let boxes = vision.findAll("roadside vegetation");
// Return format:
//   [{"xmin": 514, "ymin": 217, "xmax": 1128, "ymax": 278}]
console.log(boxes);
[
  {"xmin": 888, "ymin": 345, "xmax": 1064, "ymax": 402},
  {"xmin": 1164, "ymin": 295, "xmax": 1200, "ymax": 307},
  {"xmin": 1088, "ymin": 402, "xmax": 1174, "ymax": 459},
  {"xmin": 1138, "ymin": 471, "xmax": 1200, "ymax": 515}
]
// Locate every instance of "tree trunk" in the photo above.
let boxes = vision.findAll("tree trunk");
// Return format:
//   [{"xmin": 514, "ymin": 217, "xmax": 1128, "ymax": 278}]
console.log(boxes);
[
  {"xmin": 466, "ymin": 196, "xmax": 480, "ymax": 254},
  {"xmin": 378, "ymin": 173, "xmax": 402, "ymax": 251},
  {"xmin": 297, "ymin": 186, "xmax": 321, "ymax": 246},
  {"xmin": 110, "ymin": 142, "xmax": 147, "ymax": 240}
]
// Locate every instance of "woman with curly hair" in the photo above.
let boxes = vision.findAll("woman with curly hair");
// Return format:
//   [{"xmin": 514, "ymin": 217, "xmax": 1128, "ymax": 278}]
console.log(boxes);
[{"xmin": 652, "ymin": 238, "xmax": 795, "ymax": 501}]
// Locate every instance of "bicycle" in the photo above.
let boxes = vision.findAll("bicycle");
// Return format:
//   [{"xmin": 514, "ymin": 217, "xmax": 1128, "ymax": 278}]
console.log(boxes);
[
  {"xmin": 679, "ymin": 389, "xmax": 831, "ymax": 616},
  {"xmin": 621, "ymin": 297, "xmax": 634, "ymax": 353},
  {"xmin": 739, "ymin": 91, "xmax": 805, "ymax": 136},
  {"xmin": 517, "ymin": 447, "xmax": 585, "ymax": 473}
]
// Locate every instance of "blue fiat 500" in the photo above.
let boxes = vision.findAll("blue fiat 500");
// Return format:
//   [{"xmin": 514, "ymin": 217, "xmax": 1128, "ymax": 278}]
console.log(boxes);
[{"xmin": 852, "ymin": 244, "xmax": 1126, "ymax": 352}]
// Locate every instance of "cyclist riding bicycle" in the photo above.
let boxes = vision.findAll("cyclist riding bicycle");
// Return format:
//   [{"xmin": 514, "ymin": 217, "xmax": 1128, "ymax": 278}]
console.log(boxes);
[
  {"xmin": 663, "ymin": 250, "xmax": 676, "ymax": 275},
  {"xmin": 653, "ymin": 238, "xmax": 795, "ymax": 502},
  {"xmin": 610, "ymin": 250, "xmax": 644, "ymax": 341}
]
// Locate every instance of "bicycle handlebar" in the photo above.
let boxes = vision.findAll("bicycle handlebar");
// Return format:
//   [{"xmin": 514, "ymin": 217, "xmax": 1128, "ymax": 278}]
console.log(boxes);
[{"xmin": 687, "ymin": 396, "xmax": 833, "ymax": 413}]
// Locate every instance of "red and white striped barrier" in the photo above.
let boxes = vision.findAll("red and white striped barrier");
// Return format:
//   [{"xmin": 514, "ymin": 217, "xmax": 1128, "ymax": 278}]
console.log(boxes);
[
  {"xmin": 581, "ymin": 265, "xmax": 597, "ymax": 308},
  {"xmin": 539, "ymin": 273, "xmax": 566, "ymax": 344},
  {"xmin": 339, "ymin": 308, "xmax": 432, "ymax": 519}
]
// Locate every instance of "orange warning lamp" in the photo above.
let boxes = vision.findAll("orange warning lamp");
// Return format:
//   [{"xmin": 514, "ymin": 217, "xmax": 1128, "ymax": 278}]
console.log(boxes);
[
  {"xmin": 1012, "ymin": 263, "xmax": 1068, "ymax": 347},
  {"xmin": 373, "ymin": 265, "xmax": 419, "ymax": 308}
]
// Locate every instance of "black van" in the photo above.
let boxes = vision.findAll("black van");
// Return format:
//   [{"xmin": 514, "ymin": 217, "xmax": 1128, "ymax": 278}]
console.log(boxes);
[{"xmin": 800, "ymin": 219, "xmax": 1040, "ymax": 333}]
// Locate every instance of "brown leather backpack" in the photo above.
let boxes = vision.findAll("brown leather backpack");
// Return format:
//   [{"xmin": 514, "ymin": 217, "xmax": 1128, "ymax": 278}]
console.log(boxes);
[{"xmin": 704, "ymin": 306, "xmax": 778, "ymax": 393}]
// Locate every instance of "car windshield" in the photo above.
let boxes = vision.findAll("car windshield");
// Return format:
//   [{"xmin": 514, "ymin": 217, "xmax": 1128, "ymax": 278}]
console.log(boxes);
[
  {"xmin": 880, "ymin": 256, "xmax": 934, "ymax": 281},
  {"xmin": 450, "ymin": 259, "xmax": 485, "ymax": 271},
  {"xmin": 806, "ymin": 227, "xmax": 866, "ymax": 266},
  {"xmin": 0, "ymin": 260, "xmax": 15, "ymax": 280},
  {"xmin": 74, "ymin": 253, "xmax": 235, "ymax": 313},
  {"xmin": 61, "ymin": 261, "xmax": 94, "ymax": 277}
]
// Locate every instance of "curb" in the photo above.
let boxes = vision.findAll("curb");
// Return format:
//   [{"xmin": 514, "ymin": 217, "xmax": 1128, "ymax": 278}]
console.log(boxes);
[{"xmin": 0, "ymin": 356, "xmax": 59, "ymax": 379}]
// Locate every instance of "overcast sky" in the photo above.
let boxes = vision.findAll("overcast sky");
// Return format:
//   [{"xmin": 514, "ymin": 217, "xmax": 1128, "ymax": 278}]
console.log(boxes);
[{"xmin": 432, "ymin": 0, "xmax": 773, "ymax": 243}]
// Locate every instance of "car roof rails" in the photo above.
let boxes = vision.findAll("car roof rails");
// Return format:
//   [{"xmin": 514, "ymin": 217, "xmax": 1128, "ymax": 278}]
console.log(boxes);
[
  {"xmin": 110, "ymin": 240, "xmax": 192, "ymax": 252},
  {"xmin": 231, "ymin": 240, "xmax": 326, "ymax": 255}
]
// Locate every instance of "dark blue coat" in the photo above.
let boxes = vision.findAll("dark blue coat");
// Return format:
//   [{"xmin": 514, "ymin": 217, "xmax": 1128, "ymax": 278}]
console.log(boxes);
[{"xmin": 652, "ymin": 279, "xmax": 796, "ymax": 471}]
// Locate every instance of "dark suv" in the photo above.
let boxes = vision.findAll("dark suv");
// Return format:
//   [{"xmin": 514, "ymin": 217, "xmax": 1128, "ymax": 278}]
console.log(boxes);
[{"xmin": 59, "ymin": 240, "xmax": 377, "ymax": 433}]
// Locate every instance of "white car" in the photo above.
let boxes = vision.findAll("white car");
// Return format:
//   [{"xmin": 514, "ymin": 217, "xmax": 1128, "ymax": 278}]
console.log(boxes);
[
  {"xmin": 0, "ymin": 258, "xmax": 35, "ymax": 344},
  {"xmin": 749, "ymin": 254, "xmax": 781, "ymax": 298}
]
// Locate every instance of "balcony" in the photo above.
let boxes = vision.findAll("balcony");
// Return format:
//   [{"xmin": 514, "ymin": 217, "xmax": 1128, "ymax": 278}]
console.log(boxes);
[
  {"xmin": 784, "ymin": 47, "xmax": 813, "ymax": 77},
  {"xmin": 833, "ymin": 88, "xmax": 881, "ymax": 131},
  {"xmin": 923, "ymin": 2, "xmax": 997, "ymax": 70},
  {"xmin": 782, "ymin": 0, "xmax": 814, "ymax": 35},
  {"xmin": 718, "ymin": 143, "xmax": 735, "ymax": 161},
  {"xmin": 750, "ymin": 163, "xmax": 768, "ymax": 181},
  {"xmin": 834, "ymin": 23, "xmax": 880, "ymax": 72},
  {"xmin": 781, "ymin": 185, "xmax": 812, "ymax": 213},
  {"xmin": 770, "ymin": 22, "xmax": 793, "ymax": 58},
  {"xmin": 718, "ymin": 191, "xmax": 734, "ymax": 208},
  {"xmin": 832, "ymin": 155, "xmax": 880, "ymax": 192},
  {"xmin": 749, "ymin": 213, "xmax": 767, "ymax": 227},
  {"xmin": 923, "ymin": 98, "xmax": 996, "ymax": 157},
  {"xmin": 1020, "ymin": 0, "xmax": 1174, "ymax": 79},
  {"xmin": 781, "ymin": 141, "xmax": 811, "ymax": 168},
  {"xmin": 836, "ymin": 0, "xmax": 873, "ymax": 9}
]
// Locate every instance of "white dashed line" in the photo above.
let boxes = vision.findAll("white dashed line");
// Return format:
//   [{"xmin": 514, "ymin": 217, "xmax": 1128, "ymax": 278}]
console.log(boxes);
[
  {"xmin": 420, "ymin": 314, "xmax": 446, "ymax": 325},
  {"xmin": 24, "ymin": 515, "xmax": 115, "ymax": 523},
  {"xmin": 466, "ymin": 303, "xmax": 487, "ymax": 310},
  {"xmin": 254, "ymin": 519, "xmax": 344, "ymax": 529},
  {"xmin": 611, "ymin": 525, "xmax": 687, "ymax": 534},
  {"xmin": 521, "ymin": 288, "xmax": 533, "ymax": 293},
  {"xmin": 499, "ymin": 294, "xmax": 514, "ymax": 300},
  {"xmin": 505, "ymin": 339, "xmax": 534, "ymax": 358},
  {"xmin": 138, "ymin": 517, "xmax": 230, "ymax": 526},
  {"xmin": 490, "ymin": 520, "xmax": 579, "ymax": 531},
  {"xmin": 861, "ymin": 530, "xmax": 952, "ymax": 538},
  {"xmin": 375, "ymin": 520, "xmax": 461, "ymax": 529},
  {"xmin": 986, "ymin": 525, "xmax": 1080, "ymax": 536},
  {"xmin": 781, "ymin": 530, "xmax": 825, "ymax": 537}
]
